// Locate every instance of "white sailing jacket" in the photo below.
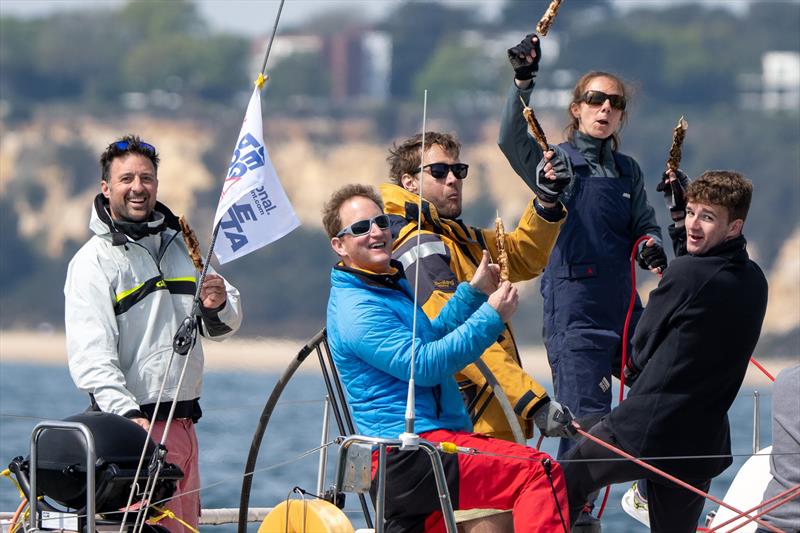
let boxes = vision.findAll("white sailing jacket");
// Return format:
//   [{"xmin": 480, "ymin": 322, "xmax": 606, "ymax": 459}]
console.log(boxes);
[{"xmin": 65, "ymin": 196, "xmax": 243, "ymax": 416}]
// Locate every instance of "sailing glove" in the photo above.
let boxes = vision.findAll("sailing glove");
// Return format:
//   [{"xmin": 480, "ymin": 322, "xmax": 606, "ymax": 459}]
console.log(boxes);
[
  {"xmin": 637, "ymin": 241, "xmax": 668, "ymax": 272},
  {"xmin": 532, "ymin": 151, "xmax": 571, "ymax": 204},
  {"xmin": 656, "ymin": 168, "xmax": 690, "ymax": 223},
  {"xmin": 507, "ymin": 33, "xmax": 541, "ymax": 81},
  {"xmin": 533, "ymin": 399, "xmax": 577, "ymax": 439}
]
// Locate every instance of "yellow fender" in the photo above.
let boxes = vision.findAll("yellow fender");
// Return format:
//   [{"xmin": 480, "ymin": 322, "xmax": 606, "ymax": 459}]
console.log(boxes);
[{"xmin": 259, "ymin": 498, "xmax": 355, "ymax": 533}]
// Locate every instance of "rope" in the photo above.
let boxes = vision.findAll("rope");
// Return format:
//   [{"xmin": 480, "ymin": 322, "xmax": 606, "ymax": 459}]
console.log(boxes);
[
  {"xmin": 149, "ymin": 505, "xmax": 201, "ymax": 533},
  {"xmin": 705, "ymin": 484, "xmax": 800, "ymax": 533},
  {"xmin": 749, "ymin": 357, "xmax": 776, "ymax": 382},
  {"xmin": 572, "ymin": 422, "xmax": 783, "ymax": 533}
]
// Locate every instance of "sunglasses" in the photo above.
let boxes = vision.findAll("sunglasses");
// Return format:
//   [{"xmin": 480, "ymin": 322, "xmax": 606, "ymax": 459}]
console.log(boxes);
[
  {"xmin": 417, "ymin": 162, "xmax": 469, "ymax": 180},
  {"xmin": 336, "ymin": 214, "xmax": 390, "ymax": 238},
  {"xmin": 580, "ymin": 90, "xmax": 626, "ymax": 110},
  {"xmin": 110, "ymin": 140, "xmax": 157, "ymax": 153}
]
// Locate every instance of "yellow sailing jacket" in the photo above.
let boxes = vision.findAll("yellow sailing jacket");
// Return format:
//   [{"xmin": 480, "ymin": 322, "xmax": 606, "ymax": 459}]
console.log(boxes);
[{"xmin": 380, "ymin": 183, "xmax": 566, "ymax": 440}]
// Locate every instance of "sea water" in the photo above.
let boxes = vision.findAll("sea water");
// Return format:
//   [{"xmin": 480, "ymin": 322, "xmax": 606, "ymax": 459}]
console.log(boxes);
[{"xmin": 0, "ymin": 362, "xmax": 774, "ymax": 532}]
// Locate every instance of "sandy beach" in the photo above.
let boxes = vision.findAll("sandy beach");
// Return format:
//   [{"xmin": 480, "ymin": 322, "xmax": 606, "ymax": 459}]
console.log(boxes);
[{"xmin": 1, "ymin": 329, "xmax": 793, "ymax": 386}]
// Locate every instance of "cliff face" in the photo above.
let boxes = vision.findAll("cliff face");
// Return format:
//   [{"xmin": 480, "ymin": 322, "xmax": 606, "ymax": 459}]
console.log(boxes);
[{"xmin": 1, "ymin": 116, "xmax": 798, "ymax": 344}]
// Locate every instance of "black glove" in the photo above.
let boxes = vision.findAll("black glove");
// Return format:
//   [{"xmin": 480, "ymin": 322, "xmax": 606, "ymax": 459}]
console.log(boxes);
[
  {"xmin": 623, "ymin": 364, "xmax": 640, "ymax": 386},
  {"xmin": 638, "ymin": 240, "xmax": 668, "ymax": 272},
  {"xmin": 533, "ymin": 399, "xmax": 577, "ymax": 439},
  {"xmin": 532, "ymin": 151, "xmax": 571, "ymax": 203},
  {"xmin": 507, "ymin": 33, "xmax": 541, "ymax": 81},
  {"xmin": 656, "ymin": 169, "xmax": 689, "ymax": 222}
]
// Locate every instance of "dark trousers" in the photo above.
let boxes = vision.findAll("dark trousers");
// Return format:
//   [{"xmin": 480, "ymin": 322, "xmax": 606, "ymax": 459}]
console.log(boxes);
[{"xmin": 562, "ymin": 419, "xmax": 710, "ymax": 533}]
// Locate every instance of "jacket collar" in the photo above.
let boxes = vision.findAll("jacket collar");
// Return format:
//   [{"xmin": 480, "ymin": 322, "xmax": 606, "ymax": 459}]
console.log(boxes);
[
  {"xmin": 571, "ymin": 130, "xmax": 615, "ymax": 164},
  {"xmin": 333, "ymin": 260, "xmax": 407, "ymax": 291},
  {"xmin": 90, "ymin": 193, "xmax": 180, "ymax": 246},
  {"xmin": 695, "ymin": 234, "xmax": 749, "ymax": 261},
  {"xmin": 380, "ymin": 183, "xmax": 474, "ymax": 243}
]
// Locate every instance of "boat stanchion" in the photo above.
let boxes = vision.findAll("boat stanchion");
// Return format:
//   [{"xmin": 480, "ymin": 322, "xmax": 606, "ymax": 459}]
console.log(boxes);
[
  {"xmin": 752, "ymin": 390, "xmax": 761, "ymax": 454},
  {"xmin": 316, "ymin": 396, "xmax": 331, "ymax": 497}
]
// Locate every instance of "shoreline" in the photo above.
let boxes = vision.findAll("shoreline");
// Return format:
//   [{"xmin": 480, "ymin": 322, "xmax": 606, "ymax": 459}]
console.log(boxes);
[{"xmin": 1, "ymin": 330, "xmax": 794, "ymax": 386}]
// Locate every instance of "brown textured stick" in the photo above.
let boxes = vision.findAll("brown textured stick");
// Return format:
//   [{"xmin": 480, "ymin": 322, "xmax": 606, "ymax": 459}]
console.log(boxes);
[
  {"xmin": 520, "ymin": 96, "xmax": 549, "ymax": 152},
  {"xmin": 495, "ymin": 215, "xmax": 509, "ymax": 282},
  {"xmin": 666, "ymin": 116, "xmax": 688, "ymax": 173},
  {"xmin": 536, "ymin": 0, "xmax": 564, "ymax": 36},
  {"xmin": 179, "ymin": 215, "xmax": 204, "ymax": 272}
]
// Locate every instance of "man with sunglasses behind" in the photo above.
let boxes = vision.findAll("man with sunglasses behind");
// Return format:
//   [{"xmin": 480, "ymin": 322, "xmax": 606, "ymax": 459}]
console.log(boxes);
[
  {"xmin": 381, "ymin": 132, "xmax": 575, "ymax": 444},
  {"xmin": 64, "ymin": 135, "xmax": 242, "ymax": 532}
]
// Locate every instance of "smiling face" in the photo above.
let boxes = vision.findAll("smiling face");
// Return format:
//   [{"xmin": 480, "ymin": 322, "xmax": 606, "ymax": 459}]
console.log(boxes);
[
  {"xmin": 400, "ymin": 143, "xmax": 463, "ymax": 219},
  {"xmin": 101, "ymin": 153, "xmax": 158, "ymax": 222},
  {"xmin": 570, "ymin": 75, "xmax": 624, "ymax": 140},
  {"xmin": 330, "ymin": 195, "xmax": 393, "ymax": 273},
  {"xmin": 685, "ymin": 201, "xmax": 743, "ymax": 255}
]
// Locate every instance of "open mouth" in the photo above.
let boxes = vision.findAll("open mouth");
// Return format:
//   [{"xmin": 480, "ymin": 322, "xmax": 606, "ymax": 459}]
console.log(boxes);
[{"xmin": 368, "ymin": 242, "xmax": 386, "ymax": 250}]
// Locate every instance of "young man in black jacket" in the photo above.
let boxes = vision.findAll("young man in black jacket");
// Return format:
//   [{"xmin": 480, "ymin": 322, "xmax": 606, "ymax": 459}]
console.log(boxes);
[{"xmin": 561, "ymin": 170, "xmax": 769, "ymax": 533}]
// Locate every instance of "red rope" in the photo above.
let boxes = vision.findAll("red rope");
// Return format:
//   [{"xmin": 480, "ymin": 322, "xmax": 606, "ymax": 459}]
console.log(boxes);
[
  {"xmin": 749, "ymin": 357, "xmax": 776, "ymax": 382},
  {"xmin": 573, "ymin": 423, "xmax": 784, "ymax": 533},
  {"xmin": 597, "ymin": 235, "xmax": 651, "ymax": 519},
  {"xmin": 618, "ymin": 235, "xmax": 652, "ymax": 400},
  {"xmin": 706, "ymin": 483, "xmax": 800, "ymax": 533}
]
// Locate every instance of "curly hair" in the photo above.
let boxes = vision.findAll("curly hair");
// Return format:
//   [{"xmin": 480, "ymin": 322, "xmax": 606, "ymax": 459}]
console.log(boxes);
[
  {"xmin": 387, "ymin": 132, "xmax": 461, "ymax": 185},
  {"xmin": 322, "ymin": 184, "xmax": 384, "ymax": 238},
  {"xmin": 686, "ymin": 170, "xmax": 752, "ymax": 222}
]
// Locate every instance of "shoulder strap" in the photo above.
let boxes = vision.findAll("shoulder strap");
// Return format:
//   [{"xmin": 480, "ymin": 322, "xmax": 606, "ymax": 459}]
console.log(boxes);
[
  {"xmin": 558, "ymin": 142, "xmax": 591, "ymax": 177},
  {"xmin": 612, "ymin": 151, "xmax": 636, "ymax": 180}
]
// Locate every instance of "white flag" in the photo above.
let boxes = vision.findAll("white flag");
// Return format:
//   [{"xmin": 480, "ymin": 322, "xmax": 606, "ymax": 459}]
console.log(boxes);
[{"xmin": 213, "ymin": 87, "xmax": 300, "ymax": 264}]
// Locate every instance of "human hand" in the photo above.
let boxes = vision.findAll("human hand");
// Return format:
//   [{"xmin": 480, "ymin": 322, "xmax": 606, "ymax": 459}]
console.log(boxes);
[
  {"xmin": 487, "ymin": 281, "xmax": 518, "ymax": 323},
  {"xmin": 470, "ymin": 250, "xmax": 500, "ymax": 296},
  {"xmin": 656, "ymin": 169, "xmax": 689, "ymax": 223},
  {"xmin": 533, "ymin": 150, "xmax": 571, "ymax": 205},
  {"xmin": 507, "ymin": 33, "xmax": 541, "ymax": 81},
  {"xmin": 533, "ymin": 400, "xmax": 577, "ymax": 438},
  {"xmin": 638, "ymin": 238, "xmax": 667, "ymax": 274},
  {"xmin": 200, "ymin": 274, "xmax": 227, "ymax": 309},
  {"xmin": 130, "ymin": 417, "xmax": 150, "ymax": 431}
]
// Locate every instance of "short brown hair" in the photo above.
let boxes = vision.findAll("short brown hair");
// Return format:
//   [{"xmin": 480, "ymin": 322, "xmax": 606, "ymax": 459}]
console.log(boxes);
[
  {"xmin": 686, "ymin": 170, "xmax": 752, "ymax": 222},
  {"xmin": 387, "ymin": 132, "xmax": 461, "ymax": 185},
  {"xmin": 100, "ymin": 134, "xmax": 159, "ymax": 182},
  {"xmin": 565, "ymin": 71, "xmax": 630, "ymax": 151},
  {"xmin": 322, "ymin": 184, "xmax": 384, "ymax": 238}
]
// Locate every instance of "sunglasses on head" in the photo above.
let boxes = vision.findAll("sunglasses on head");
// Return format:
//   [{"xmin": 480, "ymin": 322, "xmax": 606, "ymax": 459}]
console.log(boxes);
[
  {"xmin": 580, "ymin": 90, "xmax": 626, "ymax": 110},
  {"xmin": 416, "ymin": 162, "xmax": 469, "ymax": 180},
  {"xmin": 336, "ymin": 214, "xmax": 390, "ymax": 238},
  {"xmin": 110, "ymin": 140, "xmax": 157, "ymax": 153}
]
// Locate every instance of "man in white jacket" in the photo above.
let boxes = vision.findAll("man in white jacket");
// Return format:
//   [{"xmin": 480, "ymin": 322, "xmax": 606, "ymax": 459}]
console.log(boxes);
[{"xmin": 64, "ymin": 135, "xmax": 243, "ymax": 532}]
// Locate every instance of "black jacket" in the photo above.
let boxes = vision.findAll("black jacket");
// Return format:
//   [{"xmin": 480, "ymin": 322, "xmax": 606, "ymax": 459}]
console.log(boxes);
[{"xmin": 607, "ymin": 230, "xmax": 768, "ymax": 479}]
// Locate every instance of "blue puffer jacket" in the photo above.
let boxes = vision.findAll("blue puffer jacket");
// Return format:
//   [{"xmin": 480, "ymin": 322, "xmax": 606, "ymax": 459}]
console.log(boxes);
[{"xmin": 326, "ymin": 263, "xmax": 506, "ymax": 439}]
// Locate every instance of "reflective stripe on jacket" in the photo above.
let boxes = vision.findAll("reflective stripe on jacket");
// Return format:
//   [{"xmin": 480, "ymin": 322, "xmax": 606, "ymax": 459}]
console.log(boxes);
[
  {"xmin": 381, "ymin": 183, "xmax": 563, "ymax": 440},
  {"xmin": 65, "ymin": 197, "xmax": 242, "ymax": 416}
]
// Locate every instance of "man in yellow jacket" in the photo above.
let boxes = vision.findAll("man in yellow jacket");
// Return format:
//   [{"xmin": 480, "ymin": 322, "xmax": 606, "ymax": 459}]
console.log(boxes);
[{"xmin": 382, "ymin": 131, "xmax": 574, "ymax": 441}]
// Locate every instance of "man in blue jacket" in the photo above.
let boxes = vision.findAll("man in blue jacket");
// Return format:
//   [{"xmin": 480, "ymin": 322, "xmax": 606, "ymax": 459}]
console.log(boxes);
[{"xmin": 324, "ymin": 184, "xmax": 572, "ymax": 532}]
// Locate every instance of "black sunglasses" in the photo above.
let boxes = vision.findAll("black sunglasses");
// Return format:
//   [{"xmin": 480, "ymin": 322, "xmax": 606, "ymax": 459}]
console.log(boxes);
[
  {"xmin": 581, "ymin": 90, "xmax": 626, "ymax": 110},
  {"xmin": 416, "ymin": 162, "xmax": 469, "ymax": 180},
  {"xmin": 110, "ymin": 140, "xmax": 157, "ymax": 153},
  {"xmin": 336, "ymin": 214, "xmax": 390, "ymax": 238}
]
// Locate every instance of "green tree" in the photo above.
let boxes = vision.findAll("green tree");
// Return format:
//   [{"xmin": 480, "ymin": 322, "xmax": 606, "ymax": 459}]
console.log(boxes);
[{"xmin": 383, "ymin": 1, "xmax": 476, "ymax": 99}]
